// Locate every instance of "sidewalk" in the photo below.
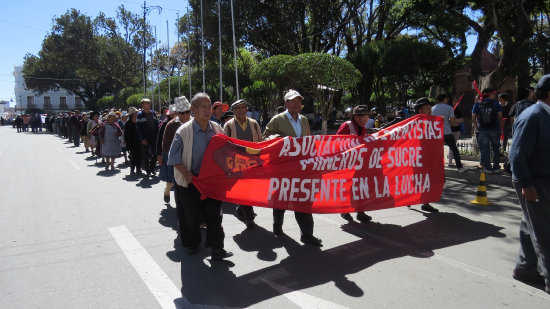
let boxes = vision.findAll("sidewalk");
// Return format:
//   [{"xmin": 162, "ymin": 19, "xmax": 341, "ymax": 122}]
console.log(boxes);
[{"xmin": 443, "ymin": 145, "xmax": 513, "ymax": 188}]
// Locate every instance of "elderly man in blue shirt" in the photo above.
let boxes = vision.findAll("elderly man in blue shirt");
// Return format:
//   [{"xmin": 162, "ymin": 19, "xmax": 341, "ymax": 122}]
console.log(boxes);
[
  {"xmin": 509, "ymin": 74, "xmax": 550, "ymax": 294},
  {"xmin": 167, "ymin": 92, "xmax": 233, "ymax": 261}
]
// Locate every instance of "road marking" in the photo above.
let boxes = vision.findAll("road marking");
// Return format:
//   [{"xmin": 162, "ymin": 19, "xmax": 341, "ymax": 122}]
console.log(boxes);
[
  {"xmin": 262, "ymin": 279, "xmax": 348, "ymax": 309},
  {"xmin": 109, "ymin": 225, "xmax": 188, "ymax": 309},
  {"xmin": 67, "ymin": 158, "xmax": 80, "ymax": 170},
  {"xmin": 56, "ymin": 147, "xmax": 63, "ymax": 153}
]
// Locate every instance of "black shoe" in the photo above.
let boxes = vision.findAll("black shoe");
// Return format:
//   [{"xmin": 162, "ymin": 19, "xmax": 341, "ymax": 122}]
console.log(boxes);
[
  {"xmin": 164, "ymin": 193, "xmax": 170, "ymax": 203},
  {"xmin": 273, "ymin": 224, "xmax": 284, "ymax": 237},
  {"xmin": 300, "ymin": 235, "xmax": 322, "ymax": 246},
  {"xmin": 185, "ymin": 247, "xmax": 198, "ymax": 255},
  {"xmin": 356, "ymin": 212, "xmax": 372, "ymax": 223},
  {"xmin": 341, "ymin": 213, "xmax": 353, "ymax": 221},
  {"xmin": 512, "ymin": 269, "xmax": 546, "ymax": 286},
  {"xmin": 421, "ymin": 203, "xmax": 439, "ymax": 213},
  {"xmin": 211, "ymin": 248, "xmax": 233, "ymax": 260}
]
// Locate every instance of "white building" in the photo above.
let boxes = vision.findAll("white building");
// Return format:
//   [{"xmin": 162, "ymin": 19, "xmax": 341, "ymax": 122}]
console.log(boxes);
[{"xmin": 13, "ymin": 66, "xmax": 84, "ymax": 112}]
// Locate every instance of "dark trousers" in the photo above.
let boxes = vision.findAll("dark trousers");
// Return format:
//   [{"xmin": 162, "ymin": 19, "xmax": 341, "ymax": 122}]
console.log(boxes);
[
  {"xmin": 141, "ymin": 144, "xmax": 157, "ymax": 174},
  {"xmin": 444, "ymin": 134, "xmax": 462, "ymax": 169},
  {"xmin": 128, "ymin": 146, "xmax": 142, "ymax": 172},
  {"xmin": 176, "ymin": 184, "xmax": 224, "ymax": 249},
  {"xmin": 513, "ymin": 180, "xmax": 550, "ymax": 284},
  {"xmin": 273, "ymin": 209, "xmax": 314, "ymax": 236},
  {"xmin": 72, "ymin": 128, "xmax": 80, "ymax": 147}
]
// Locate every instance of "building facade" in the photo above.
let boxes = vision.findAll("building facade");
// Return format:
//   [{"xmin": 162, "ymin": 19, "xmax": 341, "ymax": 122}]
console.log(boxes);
[{"xmin": 13, "ymin": 66, "xmax": 84, "ymax": 113}]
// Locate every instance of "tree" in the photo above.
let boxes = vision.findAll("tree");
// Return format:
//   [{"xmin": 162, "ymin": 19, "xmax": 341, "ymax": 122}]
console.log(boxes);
[
  {"xmin": 22, "ymin": 9, "xmax": 142, "ymax": 110},
  {"xmin": 250, "ymin": 55, "xmax": 293, "ymax": 110},
  {"xmin": 284, "ymin": 53, "xmax": 361, "ymax": 134}
]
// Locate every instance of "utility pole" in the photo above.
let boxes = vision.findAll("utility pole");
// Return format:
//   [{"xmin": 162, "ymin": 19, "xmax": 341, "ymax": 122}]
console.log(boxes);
[
  {"xmin": 218, "ymin": 0, "xmax": 223, "ymax": 103},
  {"xmin": 200, "ymin": 0, "xmax": 206, "ymax": 92},
  {"xmin": 142, "ymin": 1, "xmax": 162, "ymax": 98},
  {"xmin": 187, "ymin": 7, "xmax": 192, "ymax": 99},
  {"xmin": 177, "ymin": 12, "xmax": 181, "ymax": 97},
  {"xmin": 230, "ymin": 0, "xmax": 239, "ymax": 100},
  {"xmin": 167, "ymin": 19, "xmax": 171, "ymax": 104}
]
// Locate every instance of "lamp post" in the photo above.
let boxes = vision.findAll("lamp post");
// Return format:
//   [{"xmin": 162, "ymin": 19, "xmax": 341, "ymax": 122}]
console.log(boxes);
[{"xmin": 142, "ymin": 1, "xmax": 162, "ymax": 97}]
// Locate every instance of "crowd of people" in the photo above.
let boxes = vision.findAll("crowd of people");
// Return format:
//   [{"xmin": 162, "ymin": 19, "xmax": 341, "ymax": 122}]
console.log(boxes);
[{"xmin": 8, "ymin": 75, "xmax": 550, "ymax": 295}]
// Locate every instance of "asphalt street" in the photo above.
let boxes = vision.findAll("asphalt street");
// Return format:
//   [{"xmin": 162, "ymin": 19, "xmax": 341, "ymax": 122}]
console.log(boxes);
[{"xmin": 1, "ymin": 125, "xmax": 549, "ymax": 309}]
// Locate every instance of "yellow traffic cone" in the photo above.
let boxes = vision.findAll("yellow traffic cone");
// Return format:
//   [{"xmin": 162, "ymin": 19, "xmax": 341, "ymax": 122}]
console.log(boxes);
[{"xmin": 470, "ymin": 172, "xmax": 493, "ymax": 205}]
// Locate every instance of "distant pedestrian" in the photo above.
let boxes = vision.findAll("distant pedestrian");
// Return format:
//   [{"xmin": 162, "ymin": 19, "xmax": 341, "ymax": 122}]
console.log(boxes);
[
  {"xmin": 472, "ymin": 88, "xmax": 503, "ymax": 173},
  {"xmin": 136, "ymin": 98, "xmax": 159, "ymax": 177},
  {"xmin": 432, "ymin": 94, "xmax": 467, "ymax": 173},
  {"xmin": 99, "ymin": 112, "xmax": 122, "ymax": 171},
  {"xmin": 124, "ymin": 107, "xmax": 141, "ymax": 175},
  {"xmin": 509, "ymin": 74, "xmax": 550, "ymax": 294}
]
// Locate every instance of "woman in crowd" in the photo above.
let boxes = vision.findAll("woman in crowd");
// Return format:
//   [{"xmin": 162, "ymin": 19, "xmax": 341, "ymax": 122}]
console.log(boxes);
[
  {"xmin": 118, "ymin": 111, "xmax": 129, "ymax": 164},
  {"xmin": 87, "ymin": 112, "xmax": 101, "ymax": 156},
  {"xmin": 124, "ymin": 107, "xmax": 141, "ymax": 175},
  {"xmin": 99, "ymin": 111, "xmax": 123, "ymax": 170},
  {"xmin": 157, "ymin": 104, "xmax": 177, "ymax": 201}
]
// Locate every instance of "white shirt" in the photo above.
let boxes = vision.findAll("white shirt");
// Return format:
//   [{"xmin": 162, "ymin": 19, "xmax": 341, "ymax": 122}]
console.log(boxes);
[
  {"xmin": 285, "ymin": 110, "xmax": 302, "ymax": 137},
  {"xmin": 365, "ymin": 118, "xmax": 374, "ymax": 129},
  {"xmin": 431, "ymin": 103, "xmax": 455, "ymax": 135}
]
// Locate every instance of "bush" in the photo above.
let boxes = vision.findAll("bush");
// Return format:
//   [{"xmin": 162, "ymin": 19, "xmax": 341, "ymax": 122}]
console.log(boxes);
[
  {"xmin": 96, "ymin": 96, "xmax": 115, "ymax": 110},
  {"xmin": 126, "ymin": 93, "xmax": 144, "ymax": 107}
]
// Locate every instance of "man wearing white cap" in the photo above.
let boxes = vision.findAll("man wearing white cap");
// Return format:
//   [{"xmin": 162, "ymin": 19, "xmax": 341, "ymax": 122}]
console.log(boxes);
[
  {"xmin": 224, "ymin": 99, "xmax": 263, "ymax": 228},
  {"xmin": 263, "ymin": 89, "xmax": 322, "ymax": 246}
]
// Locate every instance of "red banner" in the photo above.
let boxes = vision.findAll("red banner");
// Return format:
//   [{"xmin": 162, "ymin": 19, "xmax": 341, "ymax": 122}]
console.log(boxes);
[{"xmin": 193, "ymin": 114, "xmax": 444, "ymax": 214}]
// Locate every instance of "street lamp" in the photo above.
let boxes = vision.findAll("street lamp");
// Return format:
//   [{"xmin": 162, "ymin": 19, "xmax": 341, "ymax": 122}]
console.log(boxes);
[{"xmin": 142, "ymin": 1, "xmax": 162, "ymax": 97}]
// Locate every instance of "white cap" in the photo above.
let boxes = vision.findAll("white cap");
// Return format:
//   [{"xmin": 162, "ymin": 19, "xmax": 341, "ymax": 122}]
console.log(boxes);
[
  {"xmin": 174, "ymin": 96, "xmax": 191, "ymax": 112},
  {"xmin": 284, "ymin": 89, "xmax": 304, "ymax": 101}
]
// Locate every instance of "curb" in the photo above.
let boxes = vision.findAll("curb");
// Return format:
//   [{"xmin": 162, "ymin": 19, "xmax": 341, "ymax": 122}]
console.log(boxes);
[{"xmin": 444, "ymin": 167, "xmax": 513, "ymax": 188}]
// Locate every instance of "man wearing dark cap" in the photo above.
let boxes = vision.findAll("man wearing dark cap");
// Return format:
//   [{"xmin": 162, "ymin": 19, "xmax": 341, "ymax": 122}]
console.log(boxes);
[
  {"xmin": 263, "ymin": 89, "xmax": 322, "ymax": 246},
  {"xmin": 337, "ymin": 105, "xmax": 373, "ymax": 222},
  {"xmin": 211, "ymin": 101, "xmax": 224, "ymax": 125},
  {"xmin": 409, "ymin": 97, "xmax": 439, "ymax": 212},
  {"xmin": 223, "ymin": 99, "xmax": 263, "ymax": 228},
  {"xmin": 509, "ymin": 74, "xmax": 550, "ymax": 294}
]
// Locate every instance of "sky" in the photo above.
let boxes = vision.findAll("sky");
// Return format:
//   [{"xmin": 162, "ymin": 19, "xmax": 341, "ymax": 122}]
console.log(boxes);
[
  {"xmin": 0, "ymin": 0, "xmax": 190, "ymax": 105},
  {"xmin": 0, "ymin": 1, "xmax": 478, "ymax": 106}
]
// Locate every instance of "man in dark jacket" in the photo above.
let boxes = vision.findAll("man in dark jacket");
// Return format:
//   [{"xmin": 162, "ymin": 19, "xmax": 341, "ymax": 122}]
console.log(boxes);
[
  {"xmin": 136, "ymin": 99, "xmax": 159, "ymax": 177},
  {"xmin": 509, "ymin": 74, "xmax": 550, "ymax": 295}
]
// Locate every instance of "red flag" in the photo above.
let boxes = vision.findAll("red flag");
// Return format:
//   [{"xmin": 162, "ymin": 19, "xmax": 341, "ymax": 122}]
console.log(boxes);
[{"xmin": 193, "ymin": 115, "xmax": 445, "ymax": 214}]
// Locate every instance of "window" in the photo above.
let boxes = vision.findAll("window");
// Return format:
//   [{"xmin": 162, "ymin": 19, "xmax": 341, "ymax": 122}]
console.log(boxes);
[
  {"xmin": 44, "ymin": 96, "xmax": 51, "ymax": 109},
  {"xmin": 26, "ymin": 96, "xmax": 34, "ymax": 108},
  {"xmin": 60, "ymin": 96, "xmax": 67, "ymax": 109},
  {"xmin": 74, "ymin": 97, "xmax": 82, "ymax": 109}
]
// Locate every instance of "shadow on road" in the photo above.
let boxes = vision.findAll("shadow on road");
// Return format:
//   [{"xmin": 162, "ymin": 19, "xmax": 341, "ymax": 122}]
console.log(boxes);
[{"xmin": 169, "ymin": 211, "xmax": 505, "ymax": 307}]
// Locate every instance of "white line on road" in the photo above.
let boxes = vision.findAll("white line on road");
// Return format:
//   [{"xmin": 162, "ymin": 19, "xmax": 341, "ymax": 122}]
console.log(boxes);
[
  {"xmin": 262, "ymin": 279, "xmax": 348, "ymax": 309},
  {"xmin": 109, "ymin": 225, "xmax": 188, "ymax": 309},
  {"xmin": 67, "ymin": 158, "xmax": 80, "ymax": 170}
]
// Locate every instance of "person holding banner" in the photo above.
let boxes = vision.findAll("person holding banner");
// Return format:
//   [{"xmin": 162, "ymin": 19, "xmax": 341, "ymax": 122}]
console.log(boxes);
[
  {"xmin": 167, "ymin": 93, "xmax": 233, "ymax": 260},
  {"xmin": 224, "ymin": 99, "xmax": 263, "ymax": 229},
  {"xmin": 410, "ymin": 97, "xmax": 440, "ymax": 213},
  {"xmin": 337, "ymin": 105, "xmax": 373, "ymax": 223},
  {"xmin": 263, "ymin": 89, "xmax": 322, "ymax": 246}
]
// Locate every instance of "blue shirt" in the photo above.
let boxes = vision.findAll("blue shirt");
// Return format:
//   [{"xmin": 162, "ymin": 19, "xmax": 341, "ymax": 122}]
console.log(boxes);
[
  {"xmin": 285, "ymin": 110, "xmax": 302, "ymax": 137},
  {"xmin": 509, "ymin": 102, "xmax": 550, "ymax": 187},
  {"xmin": 167, "ymin": 120, "xmax": 218, "ymax": 176},
  {"xmin": 472, "ymin": 99, "xmax": 502, "ymax": 132}
]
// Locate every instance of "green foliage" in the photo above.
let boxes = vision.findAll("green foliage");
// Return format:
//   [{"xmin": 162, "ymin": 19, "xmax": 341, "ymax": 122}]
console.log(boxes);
[
  {"xmin": 22, "ymin": 9, "xmax": 142, "ymax": 110},
  {"xmin": 96, "ymin": 96, "xmax": 115, "ymax": 110},
  {"xmin": 127, "ymin": 93, "xmax": 145, "ymax": 107}
]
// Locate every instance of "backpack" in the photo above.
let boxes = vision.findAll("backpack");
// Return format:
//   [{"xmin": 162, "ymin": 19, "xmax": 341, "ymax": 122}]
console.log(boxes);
[{"xmin": 479, "ymin": 100, "xmax": 498, "ymax": 127}]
